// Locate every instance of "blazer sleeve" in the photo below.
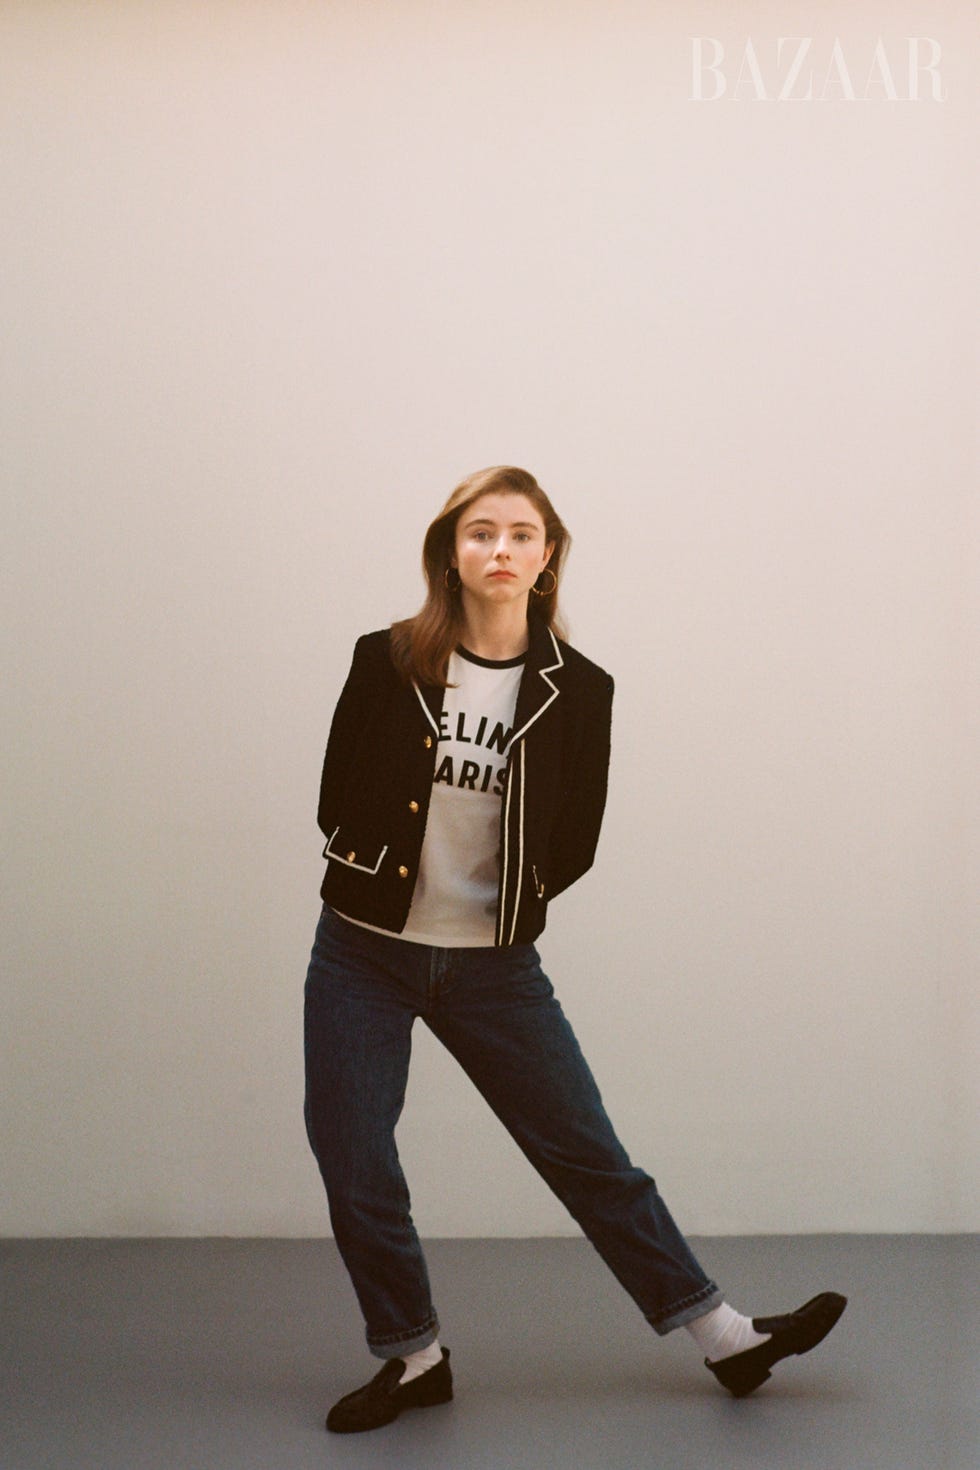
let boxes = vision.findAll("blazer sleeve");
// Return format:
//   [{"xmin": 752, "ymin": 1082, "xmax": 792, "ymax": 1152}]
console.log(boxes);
[
  {"xmin": 546, "ymin": 669, "xmax": 615, "ymax": 900},
  {"xmin": 316, "ymin": 634, "xmax": 380, "ymax": 839}
]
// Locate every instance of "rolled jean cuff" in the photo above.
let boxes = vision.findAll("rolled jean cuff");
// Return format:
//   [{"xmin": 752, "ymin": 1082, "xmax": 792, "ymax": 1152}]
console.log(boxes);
[
  {"xmin": 367, "ymin": 1314, "xmax": 441, "ymax": 1360},
  {"xmin": 650, "ymin": 1284, "xmax": 724, "ymax": 1336}
]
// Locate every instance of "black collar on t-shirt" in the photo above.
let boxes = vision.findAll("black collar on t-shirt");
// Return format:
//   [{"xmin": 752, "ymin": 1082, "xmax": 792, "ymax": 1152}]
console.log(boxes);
[{"xmin": 455, "ymin": 645, "xmax": 527, "ymax": 670}]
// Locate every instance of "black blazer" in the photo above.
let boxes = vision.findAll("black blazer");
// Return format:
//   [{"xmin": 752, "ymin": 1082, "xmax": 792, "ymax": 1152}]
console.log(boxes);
[{"xmin": 316, "ymin": 614, "xmax": 614, "ymax": 945}]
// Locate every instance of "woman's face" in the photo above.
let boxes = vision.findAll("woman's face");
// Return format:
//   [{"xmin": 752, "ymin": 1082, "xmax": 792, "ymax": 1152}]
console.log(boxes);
[{"xmin": 451, "ymin": 493, "xmax": 554, "ymax": 611}]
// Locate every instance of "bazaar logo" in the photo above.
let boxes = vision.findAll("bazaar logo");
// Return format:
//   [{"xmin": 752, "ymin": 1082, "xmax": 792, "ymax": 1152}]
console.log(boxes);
[{"xmin": 690, "ymin": 37, "xmax": 947, "ymax": 102}]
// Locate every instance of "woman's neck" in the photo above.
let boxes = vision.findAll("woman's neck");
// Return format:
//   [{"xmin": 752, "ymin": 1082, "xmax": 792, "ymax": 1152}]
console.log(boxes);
[{"xmin": 458, "ymin": 597, "xmax": 530, "ymax": 662}]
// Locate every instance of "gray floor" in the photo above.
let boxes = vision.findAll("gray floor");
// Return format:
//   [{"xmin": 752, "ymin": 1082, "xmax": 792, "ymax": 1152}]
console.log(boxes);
[{"xmin": 1, "ymin": 1236, "xmax": 976, "ymax": 1470}]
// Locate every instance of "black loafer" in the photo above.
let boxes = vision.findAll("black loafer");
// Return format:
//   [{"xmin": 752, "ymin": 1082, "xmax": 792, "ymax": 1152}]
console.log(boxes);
[
  {"xmin": 705, "ymin": 1292, "xmax": 847, "ymax": 1398},
  {"xmin": 326, "ymin": 1347, "xmax": 453, "ymax": 1433}
]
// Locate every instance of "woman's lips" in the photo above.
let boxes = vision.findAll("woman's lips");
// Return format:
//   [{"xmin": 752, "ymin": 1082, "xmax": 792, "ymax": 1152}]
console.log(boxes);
[{"xmin": 488, "ymin": 570, "xmax": 516, "ymax": 578}]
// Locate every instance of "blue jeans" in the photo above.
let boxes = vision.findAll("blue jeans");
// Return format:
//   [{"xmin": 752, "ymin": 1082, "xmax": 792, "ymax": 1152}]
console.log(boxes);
[{"xmin": 303, "ymin": 904, "xmax": 722, "ymax": 1358}]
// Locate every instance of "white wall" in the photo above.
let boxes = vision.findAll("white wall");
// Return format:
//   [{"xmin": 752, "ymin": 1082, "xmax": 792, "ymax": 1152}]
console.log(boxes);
[{"xmin": 2, "ymin": 1, "xmax": 976, "ymax": 1237}]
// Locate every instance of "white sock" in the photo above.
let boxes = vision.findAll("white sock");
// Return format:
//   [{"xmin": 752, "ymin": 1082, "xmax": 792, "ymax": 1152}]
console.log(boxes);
[
  {"xmin": 398, "ymin": 1338, "xmax": 444, "ymax": 1384},
  {"xmin": 684, "ymin": 1303, "xmax": 770, "ymax": 1362}
]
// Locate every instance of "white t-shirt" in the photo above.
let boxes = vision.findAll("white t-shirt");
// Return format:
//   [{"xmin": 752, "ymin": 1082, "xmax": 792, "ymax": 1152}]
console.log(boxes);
[{"xmin": 336, "ymin": 645, "xmax": 524, "ymax": 946}]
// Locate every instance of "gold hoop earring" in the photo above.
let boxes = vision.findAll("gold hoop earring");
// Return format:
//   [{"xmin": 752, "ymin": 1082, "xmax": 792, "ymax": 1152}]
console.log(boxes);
[
  {"xmin": 444, "ymin": 566, "xmax": 461, "ymax": 591},
  {"xmin": 530, "ymin": 567, "xmax": 557, "ymax": 597}
]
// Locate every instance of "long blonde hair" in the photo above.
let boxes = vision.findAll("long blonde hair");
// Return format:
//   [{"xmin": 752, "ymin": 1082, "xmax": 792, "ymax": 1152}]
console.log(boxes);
[{"xmin": 390, "ymin": 466, "xmax": 571, "ymax": 687}]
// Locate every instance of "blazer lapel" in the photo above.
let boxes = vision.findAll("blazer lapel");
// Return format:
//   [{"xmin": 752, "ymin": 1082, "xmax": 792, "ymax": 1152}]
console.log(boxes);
[
  {"xmin": 510, "ymin": 616, "xmax": 564, "ymax": 746},
  {"xmin": 412, "ymin": 679, "xmax": 443, "ymax": 737}
]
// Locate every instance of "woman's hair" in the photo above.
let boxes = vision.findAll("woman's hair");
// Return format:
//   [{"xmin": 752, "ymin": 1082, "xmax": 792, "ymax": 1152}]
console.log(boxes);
[{"xmin": 390, "ymin": 465, "xmax": 571, "ymax": 687}]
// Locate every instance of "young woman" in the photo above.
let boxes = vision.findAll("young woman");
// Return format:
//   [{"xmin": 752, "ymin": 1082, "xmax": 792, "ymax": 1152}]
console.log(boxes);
[{"xmin": 303, "ymin": 465, "xmax": 846, "ymax": 1434}]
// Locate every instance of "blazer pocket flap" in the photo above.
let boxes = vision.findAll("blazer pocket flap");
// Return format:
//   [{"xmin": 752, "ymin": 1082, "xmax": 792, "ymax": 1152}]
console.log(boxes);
[{"xmin": 322, "ymin": 826, "xmax": 389, "ymax": 876}]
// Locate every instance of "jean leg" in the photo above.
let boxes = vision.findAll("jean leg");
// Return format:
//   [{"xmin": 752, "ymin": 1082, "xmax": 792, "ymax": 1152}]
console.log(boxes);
[
  {"xmin": 303, "ymin": 907, "xmax": 440, "ymax": 1358},
  {"xmin": 428, "ymin": 946, "xmax": 721, "ymax": 1334}
]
